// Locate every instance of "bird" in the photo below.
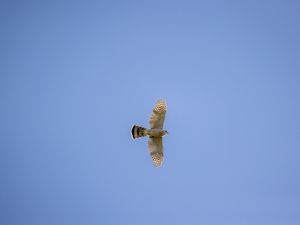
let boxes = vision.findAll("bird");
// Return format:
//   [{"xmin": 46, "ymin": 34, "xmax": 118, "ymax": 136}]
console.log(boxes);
[{"xmin": 131, "ymin": 99, "xmax": 168, "ymax": 167}]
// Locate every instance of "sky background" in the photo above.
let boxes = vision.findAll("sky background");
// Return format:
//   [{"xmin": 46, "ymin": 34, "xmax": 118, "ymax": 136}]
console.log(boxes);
[{"xmin": 1, "ymin": 0, "xmax": 300, "ymax": 225}]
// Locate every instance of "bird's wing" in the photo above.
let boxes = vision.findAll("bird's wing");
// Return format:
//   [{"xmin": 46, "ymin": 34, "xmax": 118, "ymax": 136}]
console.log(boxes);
[
  {"xmin": 148, "ymin": 137, "xmax": 163, "ymax": 167},
  {"xmin": 149, "ymin": 99, "xmax": 167, "ymax": 129}
]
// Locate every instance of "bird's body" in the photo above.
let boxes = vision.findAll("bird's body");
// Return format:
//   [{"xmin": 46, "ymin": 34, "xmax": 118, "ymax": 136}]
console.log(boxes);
[
  {"xmin": 131, "ymin": 126, "xmax": 168, "ymax": 139},
  {"xmin": 131, "ymin": 99, "xmax": 168, "ymax": 167},
  {"xmin": 147, "ymin": 128, "xmax": 168, "ymax": 137}
]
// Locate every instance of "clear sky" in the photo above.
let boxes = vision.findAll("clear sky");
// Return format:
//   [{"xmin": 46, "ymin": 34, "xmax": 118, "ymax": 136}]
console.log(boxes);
[{"xmin": 1, "ymin": 1, "xmax": 300, "ymax": 225}]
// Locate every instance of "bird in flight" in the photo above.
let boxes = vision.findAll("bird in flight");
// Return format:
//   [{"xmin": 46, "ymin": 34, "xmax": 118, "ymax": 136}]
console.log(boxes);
[{"xmin": 131, "ymin": 99, "xmax": 168, "ymax": 167}]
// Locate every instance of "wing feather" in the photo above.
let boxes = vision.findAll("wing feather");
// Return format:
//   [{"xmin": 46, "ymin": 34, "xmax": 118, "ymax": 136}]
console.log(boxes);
[
  {"xmin": 148, "ymin": 137, "xmax": 163, "ymax": 167},
  {"xmin": 149, "ymin": 99, "xmax": 167, "ymax": 129}
]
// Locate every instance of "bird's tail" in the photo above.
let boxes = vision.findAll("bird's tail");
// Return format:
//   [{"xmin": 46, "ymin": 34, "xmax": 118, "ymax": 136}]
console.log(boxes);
[{"xmin": 131, "ymin": 125, "xmax": 147, "ymax": 139}]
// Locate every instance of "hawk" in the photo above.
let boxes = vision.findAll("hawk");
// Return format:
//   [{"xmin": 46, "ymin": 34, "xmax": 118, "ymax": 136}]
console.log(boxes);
[{"xmin": 131, "ymin": 99, "xmax": 168, "ymax": 167}]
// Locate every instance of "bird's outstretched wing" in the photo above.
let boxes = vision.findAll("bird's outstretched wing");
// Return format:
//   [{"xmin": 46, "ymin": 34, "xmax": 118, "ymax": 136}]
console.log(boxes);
[
  {"xmin": 149, "ymin": 99, "xmax": 167, "ymax": 129},
  {"xmin": 148, "ymin": 137, "xmax": 163, "ymax": 167}
]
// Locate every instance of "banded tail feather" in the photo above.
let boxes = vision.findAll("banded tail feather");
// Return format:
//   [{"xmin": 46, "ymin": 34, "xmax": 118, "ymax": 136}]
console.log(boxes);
[{"xmin": 131, "ymin": 125, "xmax": 147, "ymax": 139}]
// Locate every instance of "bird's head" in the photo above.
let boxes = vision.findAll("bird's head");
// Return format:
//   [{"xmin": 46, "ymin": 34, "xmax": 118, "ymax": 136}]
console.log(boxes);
[{"xmin": 162, "ymin": 130, "xmax": 168, "ymax": 136}]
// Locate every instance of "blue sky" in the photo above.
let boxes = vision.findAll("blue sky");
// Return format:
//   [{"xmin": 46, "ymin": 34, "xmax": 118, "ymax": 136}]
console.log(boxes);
[{"xmin": 0, "ymin": 0, "xmax": 300, "ymax": 225}]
